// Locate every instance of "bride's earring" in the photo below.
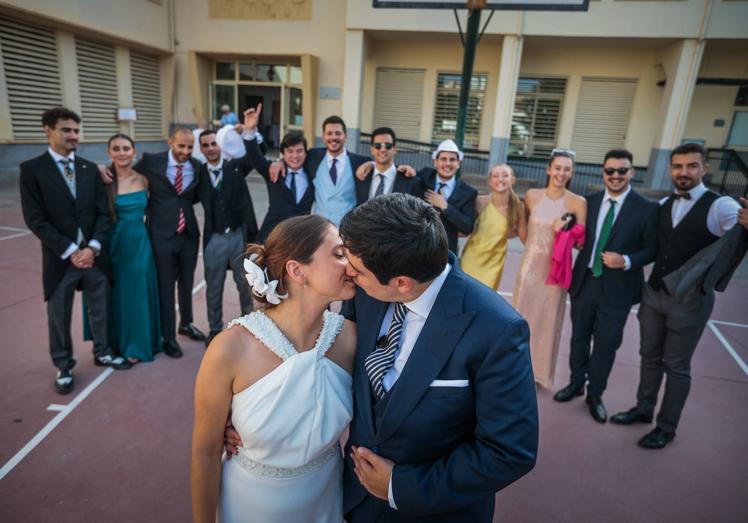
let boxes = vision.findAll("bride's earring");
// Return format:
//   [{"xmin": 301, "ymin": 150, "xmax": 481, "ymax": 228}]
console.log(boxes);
[{"xmin": 303, "ymin": 280, "xmax": 308, "ymax": 288}]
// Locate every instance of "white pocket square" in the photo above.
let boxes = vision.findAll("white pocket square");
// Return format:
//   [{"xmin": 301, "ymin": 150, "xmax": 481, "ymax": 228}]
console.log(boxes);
[{"xmin": 430, "ymin": 379, "xmax": 469, "ymax": 387}]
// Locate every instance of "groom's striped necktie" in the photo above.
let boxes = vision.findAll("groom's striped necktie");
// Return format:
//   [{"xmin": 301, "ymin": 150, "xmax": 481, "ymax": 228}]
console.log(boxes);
[{"xmin": 365, "ymin": 302, "xmax": 407, "ymax": 400}]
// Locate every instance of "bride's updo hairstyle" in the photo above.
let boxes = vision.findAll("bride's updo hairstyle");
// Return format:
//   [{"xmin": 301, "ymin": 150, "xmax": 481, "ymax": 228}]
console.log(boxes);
[{"xmin": 244, "ymin": 215, "xmax": 333, "ymax": 307}]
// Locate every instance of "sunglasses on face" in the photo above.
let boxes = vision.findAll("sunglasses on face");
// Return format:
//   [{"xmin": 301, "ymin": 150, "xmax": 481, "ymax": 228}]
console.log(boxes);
[
  {"xmin": 372, "ymin": 143, "xmax": 394, "ymax": 150},
  {"xmin": 603, "ymin": 167, "xmax": 631, "ymax": 176}
]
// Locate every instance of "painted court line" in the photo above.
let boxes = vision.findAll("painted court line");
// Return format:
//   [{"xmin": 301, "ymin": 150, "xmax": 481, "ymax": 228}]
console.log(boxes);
[
  {"xmin": 711, "ymin": 319, "xmax": 748, "ymax": 329},
  {"xmin": 46, "ymin": 404, "xmax": 66, "ymax": 412},
  {"xmin": 708, "ymin": 321, "xmax": 748, "ymax": 377},
  {"xmin": 0, "ymin": 368, "xmax": 114, "ymax": 481}
]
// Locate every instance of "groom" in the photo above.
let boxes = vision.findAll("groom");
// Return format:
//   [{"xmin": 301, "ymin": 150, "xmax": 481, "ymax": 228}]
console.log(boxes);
[{"xmin": 339, "ymin": 194, "xmax": 537, "ymax": 522}]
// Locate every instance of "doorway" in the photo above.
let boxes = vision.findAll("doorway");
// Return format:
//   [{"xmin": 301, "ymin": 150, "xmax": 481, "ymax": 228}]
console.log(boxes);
[{"xmin": 238, "ymin": 85, "xmax": 281, "ymax": 147}]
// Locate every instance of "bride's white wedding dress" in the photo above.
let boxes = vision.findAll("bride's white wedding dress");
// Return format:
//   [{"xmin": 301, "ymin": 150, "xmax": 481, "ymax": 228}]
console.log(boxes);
[{"xmin": 217, "ymin": 310, "xmax": 352, "ymax": 523}]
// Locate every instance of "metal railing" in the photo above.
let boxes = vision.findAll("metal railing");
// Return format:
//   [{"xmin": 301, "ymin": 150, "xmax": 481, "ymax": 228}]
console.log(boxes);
[
  {"xmin": 356, "ymin": 133, "xmax": 646, "ymax": 194},
  {"xmin": 706, "ymin": 148, "xmax": 748, "ymax": 198}
]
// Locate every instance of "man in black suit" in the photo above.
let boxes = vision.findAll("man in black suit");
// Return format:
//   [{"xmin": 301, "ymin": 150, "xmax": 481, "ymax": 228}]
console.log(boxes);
[
  {"xmin": 419, "ymin": 139, "xmax": 477, "ymax": 254},
  {"xmin": 354, "ymin": 127, "xmax": 423, "ymax": 204},
  {"xmin": 134, "ymin": 127, "xmax": 206, "ymax": 357},
  {"xmin": 196, "ymin": 129, "xmax": 258, "ymax": 346},
  {"xmin": 611, "ymin": 143, "xmax": 746, "ymax": 448},
  {"xmin": 20, "ymin": 107, "xmax": 131, "ymax": 394},
  {"xmin": 242, "ymin": 105, "xmax": 314, "ymax": 242},
  {"xmin": 554, "ymin": 149, "xmax": 658, "ymax": 423}
]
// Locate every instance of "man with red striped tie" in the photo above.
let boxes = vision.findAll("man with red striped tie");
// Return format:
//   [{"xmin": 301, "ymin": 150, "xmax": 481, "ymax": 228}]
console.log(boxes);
[{"xmin": 133, "ymin": 127, "xmax": 206, "ymax": 357}]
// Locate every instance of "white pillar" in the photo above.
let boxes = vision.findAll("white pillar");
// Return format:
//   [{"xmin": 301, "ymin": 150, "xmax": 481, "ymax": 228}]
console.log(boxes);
[
  {"xmin": 647, "ymin": 39, "xmax": 705, "ymax": 189},
  {"xmin": 489, "ymin": 35, "xmax": 523, "ymax": 167},
  {"xmin": 341, "ymin": 29, "xmax": 367, "ymax": 150}
]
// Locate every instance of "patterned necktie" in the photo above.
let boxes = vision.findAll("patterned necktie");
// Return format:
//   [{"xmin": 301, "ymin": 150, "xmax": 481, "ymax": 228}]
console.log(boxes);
[
  {"xmin": 211, "ymin": 168, "xmax": 222, "ymax": 191},
  {"xmin": 329, "ymin": 158, "xmax": 338, "ymax": 185},
  {"xmin": 59, "ymin": 158, "xmax": 74, "ymax": 183},
  {"xmin": 436, "ymin": 182, "xmax": 447, "ymax": 195},
  {"xmin": 175, "ymin": 164, "xmax": 186, "ymax": 234},
  {"xmin": 374, "ymin": 173, "xmax": 386, "ymax": 197},
  {"xmin": 592, "ymin": 200, "xmax": 616, "ymax": 278},
  {"xmin": 288, "ymin": 171, "xmax": 298, "ymax": 203},
  {"xmin": 365, "ymin": 302, "xmax": 407, "ymax": 400}
]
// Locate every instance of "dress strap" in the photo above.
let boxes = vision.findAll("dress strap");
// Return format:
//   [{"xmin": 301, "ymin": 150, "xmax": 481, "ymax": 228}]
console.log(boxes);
[
  {"xmin": 313, "ymin": 310, "xmax": 345, "ymax": 359},
  {"xmin": 228, "ymin": 312, "xmax": 298, "ymax": 361}
]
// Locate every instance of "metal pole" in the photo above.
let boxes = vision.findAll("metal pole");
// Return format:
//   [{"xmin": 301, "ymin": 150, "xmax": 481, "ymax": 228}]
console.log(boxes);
[{"xmin": 454, "ymin": 6, "xmax": 482, "ymax": 152}]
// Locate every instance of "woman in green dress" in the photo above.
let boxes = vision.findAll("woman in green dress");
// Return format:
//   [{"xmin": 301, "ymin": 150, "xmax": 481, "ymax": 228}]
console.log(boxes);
[{"xmin": 103, "ymin": 134, "xmax": 162, "ymax": 363}]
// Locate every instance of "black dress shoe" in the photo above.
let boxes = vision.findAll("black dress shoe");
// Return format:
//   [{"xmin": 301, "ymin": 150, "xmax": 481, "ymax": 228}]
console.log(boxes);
[
  {"xmin": 206, "ymin": 330, "xmax": 221, "ymax": 347},
  {"xmin": 55, "ymin": 369, "xmax": 74, "ymax": 395},
  {"xmin": 610, "ymin": 406, "xmax": 653, "ymax": 425},
  {"xmin": 586, "ymin": 395, "xmax": 607, "ymax": 423},
  {"xmin": 553, "ymin": 383, "xmax": 585, "ymax": 402},
  {"xmin": 179, "ymin": 323, "xmax": 207, "ymax": 341},
  {"xmin": 638, "ymin": 427, "xmax": 675, "ymax": 449},
  {"xmin": 94, "ymin": 354, "xmax": 133, "ymax": 370},
  {"xmin": 163, "ymin": 339, "xmax": 183, "ymax": 358}
]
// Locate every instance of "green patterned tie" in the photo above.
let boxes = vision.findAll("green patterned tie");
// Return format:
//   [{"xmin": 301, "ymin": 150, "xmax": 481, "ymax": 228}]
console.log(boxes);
[{"xmin": 592, "ymin": 200, "xmax": 616, "ymax": 278}]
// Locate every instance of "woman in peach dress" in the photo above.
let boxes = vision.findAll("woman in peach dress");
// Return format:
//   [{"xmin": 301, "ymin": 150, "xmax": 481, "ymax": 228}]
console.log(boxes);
[{"xmin": 512, "ymin": 150, "xmax": 587, "ymax": 388}]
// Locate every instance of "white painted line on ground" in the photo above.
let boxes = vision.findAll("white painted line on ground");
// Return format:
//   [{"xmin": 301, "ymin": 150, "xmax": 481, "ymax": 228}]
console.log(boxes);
[
  {"xmin": 711, "ymin": 319, "xmax": 748, "ymax": 329},
  {"xmin": 192, "ymin": 280, "xmax": 206, "ymax": 295},
  {"xmin": 46, "ymin": 404, "xmax": 66, "ymax": 412},
  {"xmin": 0, "ymin": 226, "xmax": 29, "ymax": 232},
  {"xmin": 0, "ymin": 231, "xmax": 31, "ymax": 241},
  {"xmin": 708, "ymin": 321, "xmax": 748, "ymax": 377},
  {"xmin": 0, "ymin": 367, "xmax": 114, "ymax": 481}
]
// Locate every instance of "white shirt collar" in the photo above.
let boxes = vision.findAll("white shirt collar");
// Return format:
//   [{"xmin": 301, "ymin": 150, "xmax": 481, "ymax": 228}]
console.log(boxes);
[
  {"xmin": 403, "ymin": 263, "xmax": 451, "ymax": 319},
  {"xmin": 326, "ymin": 149, "xmax": 348, "ymax": 166},
  {"xmin": 436, "ymin": 175, "xmax": 456, "ymax": 190},
  {"xmin": 374, "ymin": 163, "xmax": 397, "ymax": 179},
  {"xmin": 48, "ymin": 147, "xmax": 74, "ymax": 164},
  {"xmin": 605, "ymin": 184, "xmax": 631, "ymax": 205},
  {"xmin": 206, "ymin": 158, "xmax": 224, "ymax": 171},
  {"xmin": 676, "ymin": 182, "xmax": 707, "ymax": 200},
  {"xmin": 287, "ymin": 166, "xmax": 306, "ymax": 176}
]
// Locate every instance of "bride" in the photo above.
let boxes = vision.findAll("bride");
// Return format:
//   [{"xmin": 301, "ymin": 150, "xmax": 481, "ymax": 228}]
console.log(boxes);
[{"xmin": 191, "ymin": 215, "xmax": 357, "ymax": 522}]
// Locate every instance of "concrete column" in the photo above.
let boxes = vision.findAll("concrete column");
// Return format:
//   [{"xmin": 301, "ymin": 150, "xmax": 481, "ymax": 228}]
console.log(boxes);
[
  {"xmin": 341, "ymin": 29, "xmax": 367, "ymax": 149},
  {"xmin": 489, "ymin": 35, "xmax": 523, "ymax": 167},
  {"xmin": 115, "ymin": 46, "xmax": 134, "ymax": 135},
  {"xmin": 0, "ymin": 38, "xmax": 13, "ymax": 141},
  {"xmin": 647, "ymin": 39, "xmax": 705, "ymax": 189},
  {"xmin": 57, "ymin": 31, "xmax": 82, "ymax": 131}
]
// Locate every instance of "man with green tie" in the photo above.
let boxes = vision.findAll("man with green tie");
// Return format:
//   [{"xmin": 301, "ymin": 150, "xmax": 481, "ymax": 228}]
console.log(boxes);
[{"xmin": 553, "ymin": 149, "xmax": 658, "ymax": 424}]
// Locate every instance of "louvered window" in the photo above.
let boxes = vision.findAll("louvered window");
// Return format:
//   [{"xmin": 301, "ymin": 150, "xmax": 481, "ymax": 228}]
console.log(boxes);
[
  {"xmin": 431, "ymin": 72, "xmax": 487, "ymax": 148},
  {"xmin": 510, "ymin": 77, "xmax": 567, "ymax": 158},
  {"xmin": 130, "ymin": 51, "xmax": 163, "ymax": 139},
  {"xmin": 373, "ymin": 68, "xmax": 425, "ymax": 141},
  {"xmin": 0, "ymin": 16, "xmax": 62, "ymax": 140},
  {"xmin": 76, "ymin": 38, "xmax": 119, "ymax": 140},
  {"xmin": 571, "ymin": 78, "xmax": 637, "ymax": 163}
]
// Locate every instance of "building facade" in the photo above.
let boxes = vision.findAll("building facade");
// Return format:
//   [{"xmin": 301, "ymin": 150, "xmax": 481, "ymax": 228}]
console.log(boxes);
[{"xmin": 1, "ymin": 0, "xmax": 747, "ymax": 189}]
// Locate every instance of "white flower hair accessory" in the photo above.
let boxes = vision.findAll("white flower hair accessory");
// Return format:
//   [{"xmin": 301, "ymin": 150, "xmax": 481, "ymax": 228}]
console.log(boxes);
[{"xmin": 244, "ymin": 253, "xmax": 288, "ymax": 304}]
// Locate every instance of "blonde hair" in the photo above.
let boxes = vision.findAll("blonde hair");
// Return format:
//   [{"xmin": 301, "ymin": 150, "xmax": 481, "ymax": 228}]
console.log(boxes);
[{"xmin": 489, "ymin": 164, "xmax": 523, "ymax": 233}]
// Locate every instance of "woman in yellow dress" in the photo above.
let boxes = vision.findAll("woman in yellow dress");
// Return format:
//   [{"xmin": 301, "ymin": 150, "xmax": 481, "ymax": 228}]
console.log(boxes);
[{"xmin": 461, "ymin": 164, "xmax": 526, "ymax": 290}]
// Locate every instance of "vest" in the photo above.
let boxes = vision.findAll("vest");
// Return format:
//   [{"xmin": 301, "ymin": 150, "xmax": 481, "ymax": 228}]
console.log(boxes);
[
  {"xmin": 649, "ymin": 191, "xmax": 720, "ymax": 290},
  {"xmin": 209, "ymin": 182, "xmax": 241, "ymax": 234},
  {"xmin": 313, "ymin": 155, "xmax": 356, "ymax": 227}
]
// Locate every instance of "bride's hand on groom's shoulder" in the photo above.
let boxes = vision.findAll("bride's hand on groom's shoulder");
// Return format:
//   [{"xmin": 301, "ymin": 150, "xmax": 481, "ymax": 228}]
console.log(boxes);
[{"xmin": 223, "ymin": 418, "xmax": 243, "ymax": 459}]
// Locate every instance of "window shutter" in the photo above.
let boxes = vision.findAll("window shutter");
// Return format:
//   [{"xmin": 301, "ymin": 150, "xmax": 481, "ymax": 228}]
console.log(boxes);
[
  {"xmin": 510, "ymin": 77, "xmax": 567, "ymax": 158},
  {"xmin": 0, "ymin": 16, "xmax": 62, "ymax": 140},
  {"xmin": 373, "ymin": 68, "xmax": 424, "ymax": 141},
  {"xmin": 432, "ymin": 73, "xmax": 487, "ymax": 148},
  {"xmin": 571, "ymin": 78, "xmax": 637, "ymax": 163},
  {"xmin": 76, "ymin": 37, "xmax": 119, "ymax": 140},
  {"xmin": 130, "ymin": 51, "xmax": 163, "ymax": 139}
]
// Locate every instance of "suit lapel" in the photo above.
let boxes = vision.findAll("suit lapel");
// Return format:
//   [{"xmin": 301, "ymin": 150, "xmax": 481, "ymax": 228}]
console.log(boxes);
[
  {"xmin": 354, "ymin": 294, "xmax": 389, "ymax": 439},
  {"xmin": 607, "ymin": 189, "xmax": 638, "ymax": 242},
  {"xmin": 43, "ymin": 153, "xmax": 76, "ymax": 204},
  {"xmin": 375, "ymin": 263, "xmax": 475, "ymax": 444},
  {"xmin": 74, "ymin": 158, "xmax": 92, "ymax": 208},
  {"xmin": 155, "ymin": 152, "xmax": 174, "ymax": 194}
]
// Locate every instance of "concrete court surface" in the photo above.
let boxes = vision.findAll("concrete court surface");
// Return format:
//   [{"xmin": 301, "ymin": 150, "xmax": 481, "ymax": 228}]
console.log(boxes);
[{"xmin": 0, "ymin": 176, "xmax": 746, "ymax": 522}]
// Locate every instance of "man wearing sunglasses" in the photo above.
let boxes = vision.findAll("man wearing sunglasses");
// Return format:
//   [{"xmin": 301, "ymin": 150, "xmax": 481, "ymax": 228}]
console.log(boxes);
[
  {"xmin": 354, "ymin": 127, "xmax": 423, "ymax": 203},
  {"xmin": 555, "ymin": 149, "xmax": 658, "ymax": 425}
]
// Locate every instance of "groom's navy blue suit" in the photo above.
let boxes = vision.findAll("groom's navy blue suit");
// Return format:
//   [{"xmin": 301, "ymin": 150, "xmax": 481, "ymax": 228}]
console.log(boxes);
[{"xmin": 342, "ymin": 254, "xmax": 538, "ymax": 522}]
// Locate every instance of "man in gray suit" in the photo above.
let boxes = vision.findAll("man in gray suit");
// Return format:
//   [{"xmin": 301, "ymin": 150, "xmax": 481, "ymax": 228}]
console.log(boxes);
[{"xmin": 611, "ymin": 143, "xmax": 747, "ymax": 448}]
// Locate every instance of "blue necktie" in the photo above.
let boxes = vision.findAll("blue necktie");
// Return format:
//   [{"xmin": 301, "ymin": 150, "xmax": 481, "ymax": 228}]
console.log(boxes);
[{"xmin": 329, "ymin": 158, "xmax": 338, "ymax": 185}]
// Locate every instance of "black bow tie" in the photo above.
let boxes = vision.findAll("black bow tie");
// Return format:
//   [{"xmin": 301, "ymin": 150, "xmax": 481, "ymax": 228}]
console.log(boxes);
[{"xmin": 673, "ymin": 192, "xmax": 691, "ymax": 200}]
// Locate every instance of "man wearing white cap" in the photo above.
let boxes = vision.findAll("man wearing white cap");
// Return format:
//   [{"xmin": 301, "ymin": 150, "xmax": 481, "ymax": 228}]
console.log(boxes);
[{"xmin": 419, "ymin": 139, "xmax": 477, "ymax": 253}]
